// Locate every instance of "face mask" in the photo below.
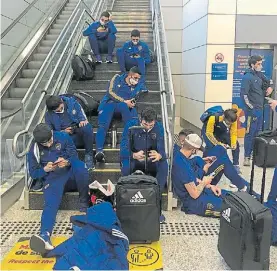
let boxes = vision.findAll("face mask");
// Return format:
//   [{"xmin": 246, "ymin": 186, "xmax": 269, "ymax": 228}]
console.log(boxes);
[
  {"xmin": 132, "ymin": 41, "xmax": 138, "ymax": 45},
  {"xmin": 100, "ymin": 20, "xmax": 106, "ymax": 26},
  {"xmin": 254, "ymin": 66, "xmax": 262, "ymax": 72},
  {"xmin": 55, "ymin": 107, "xmax": 64, "ymax": 114},
  {"xmin": 130, "ymin": 77, "xmax": 139, "ymax": 86}
]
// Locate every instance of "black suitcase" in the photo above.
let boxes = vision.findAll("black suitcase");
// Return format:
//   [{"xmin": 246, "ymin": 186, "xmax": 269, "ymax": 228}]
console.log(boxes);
[
  {"xmin": 116, "ymin": 174, "xmax": 161, "ymax": 243},
  {"xmin": 218, "ymin": 134, "xmax": 273, "ymax": 270}
]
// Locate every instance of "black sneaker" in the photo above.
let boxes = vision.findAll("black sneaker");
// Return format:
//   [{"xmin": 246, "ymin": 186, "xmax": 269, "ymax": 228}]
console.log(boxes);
[
  {"xmin": 30, "ymin": 179, "xmax": 43, "ymax": 192},
  {"xmin": 95, "ymin": 151, "xmax": 105, "ymax": 163}
]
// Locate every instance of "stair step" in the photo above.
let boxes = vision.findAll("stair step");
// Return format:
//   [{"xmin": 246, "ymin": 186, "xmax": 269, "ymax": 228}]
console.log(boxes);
[
  {"xmin": 44, "ymin": 34, "xmax": 59, "ymax": 41},
  {"xmin": 63, "ymin": 7, "xmax": 75, "ymax": 11},
  {"xmin": 112, "ymin": 20, "xmax": 152, "ymax": 24},
  {"xmin": 92, "ymin": 62, "xmax": 157, "ymax": 72},
  {"xmin": 56, "ymin": 19, "xmax": 68, "ymax": 24},
  {"xmin": 49, "ymin": 29, "xmax": 62, "ymax": 35},
  {"xmin": 21, "ymin": 69, "xmax": 39, "ymax": 78},
  {"xmin": 28, "ymin": 61, "xmax": 42, "ymax": 69},
  {"xmin": 16, "ymin": 78, "xmax": 33, "ymax": 88},
  {"xmin": 32, "ymin": 53, "xmax": 47, "ymax": 61},
  {"xmin": 78, "ymin": 148, "xmax": 120, "ymax": 163},
  {"xmin": 9, "ymin": 87, "xmax": 28, "ymax": 98},
  {"xmin": 36, "ymin": 46, "xmax": 52, "ymax": 54},
  {"xmin": 41, "ymin": 39, "xmax": 56, "ymax": 47},
  {"xmin": 116, "ymin": 27, "xmax": 152, "ymax": 33},
  {"xmin": 1, "ymin": 98, "xmax": 22, "ymax": 110},
  {"xmin": 59, "ymin": 14, "xmax": 71, "ymax": 20},
  {"xmin": 52, "ymin": 24, "xmax": 64, "ymax": 30},
  {"xmin": 91, "ymin": 70, "xmax": 158, "ymax": 80}
]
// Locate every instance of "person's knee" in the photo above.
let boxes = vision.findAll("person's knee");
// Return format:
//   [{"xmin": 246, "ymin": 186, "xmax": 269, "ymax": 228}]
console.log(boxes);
[
  {"xmin": 79, "ymin": 123, "xmax": 93, "ymax": 135},
  {"xmin": 89, "ymin": 34, "xmax": 97, "ymax": 41},
  {"xmin": 71, "ymin": 159, "xmax": 87, "ymax": 175},
  {"xmin": 214, "ymin": 145, "xmax": 227, "ymax": 156}
]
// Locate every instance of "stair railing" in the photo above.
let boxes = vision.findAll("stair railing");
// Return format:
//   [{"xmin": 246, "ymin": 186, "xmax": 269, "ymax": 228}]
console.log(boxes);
[{"xmin": 151, "ymin": 0, "xmax": 176, "ymax": 209}]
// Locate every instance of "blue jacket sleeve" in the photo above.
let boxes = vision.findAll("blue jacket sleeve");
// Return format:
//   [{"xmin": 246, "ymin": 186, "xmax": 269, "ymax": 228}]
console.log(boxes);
[
  {"xmin": 157, "ymin": 123, "xmax": 167, "ymax": 160},
  {"xmin": 27, "ymin": 145, "xmax": 48, "ymax": 180},
  {"xmin": 83, "ymin": 23, "xmax": 97, "ymax": 36},
  {"xmin": 107, "ymin": 21, "xmax": 117, "ymax": 34},
  {"xmin": 122, "ymin": 42, "xmax": 130, "ymax": 53},
  {"xmin": 241, "ymin": 76, "xmax": 253, "ymax": 109},
  {"xmin": 106, "ymin": 75, "xmax": 125, "ymax": 102},
  {"xmin": 45, "ymin": 112, "xmax": 54, "ymax": 130},
  {"xmin": 142, "ymin": 43, "xmax": 151, "ymax": 64},
  {"xmin": 63, "ymin": 133, "xmax": 78, "ymax": 163},
  {"xmin": 72, "ymin": 98, "xmax": 87, "ymax": 122},
  {"xmin": 120, "ymin": 120, "xmax": 134, "ymax": 160}
]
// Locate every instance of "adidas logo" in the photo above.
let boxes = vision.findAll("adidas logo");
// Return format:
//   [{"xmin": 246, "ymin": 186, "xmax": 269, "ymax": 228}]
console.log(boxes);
[
  {"xmin": 130, "ymin": 191, "xmax": 146, "ymax": 203},
  {"xmin": 222, "ymin": 208, "xmax": 231, "ymax": 223}
]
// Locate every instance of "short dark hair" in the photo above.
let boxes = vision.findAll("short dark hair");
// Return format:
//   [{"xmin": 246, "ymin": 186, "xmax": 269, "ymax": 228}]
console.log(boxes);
[
  {"xmin": 179, "ymin": 128, "xmax": 194, "ymax": 137},
  {"xmin": 100, "ymin": 11, "xmax": 110, "ymax": 18},
  {"xmin": 248, "ymin": 55, "xmax": 262, "ymax": 67},
  {"xmin": 131, "ymin": 29, "xmax": 140, "ymax": 37},
  {"xmin": 141, "ymin": 108, "xmax": 157, "ymax": 122},
  {"xmin": 46, "ymin": 95, "xmax": 62, "ymax": 111},
  {"xmin": 129, "ymin": 66, "xmax": 141, "ymax": 75},
  {"xmin": 224, "ymin": 109, "xmax": 238, "ymax": 123}
]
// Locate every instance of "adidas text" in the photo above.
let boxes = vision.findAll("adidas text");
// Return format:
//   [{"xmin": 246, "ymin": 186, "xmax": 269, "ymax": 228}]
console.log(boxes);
[{"xmin": 130, "ymin": 191, "xmax": 146, "ymax": 203}]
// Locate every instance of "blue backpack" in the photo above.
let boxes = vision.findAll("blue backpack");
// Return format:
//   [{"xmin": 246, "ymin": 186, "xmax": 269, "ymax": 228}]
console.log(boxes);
[{"xmin": 200, "ymin": 106, "xmax": 224, "ymax": 123}]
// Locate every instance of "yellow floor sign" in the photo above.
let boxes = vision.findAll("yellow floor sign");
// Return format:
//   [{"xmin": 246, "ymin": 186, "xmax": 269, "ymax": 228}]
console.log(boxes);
[{"xmin": 1, "ymin": 237, "xmax": 163, "ymax": 270}]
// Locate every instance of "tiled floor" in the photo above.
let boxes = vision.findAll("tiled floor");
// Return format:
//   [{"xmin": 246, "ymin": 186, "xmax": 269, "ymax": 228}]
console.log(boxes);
[{"xmin": 1, "ymin": 147, "xmax": 276, "ymax": 270}]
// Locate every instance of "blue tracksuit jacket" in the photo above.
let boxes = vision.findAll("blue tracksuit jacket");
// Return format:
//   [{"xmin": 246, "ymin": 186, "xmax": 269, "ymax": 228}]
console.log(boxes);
[
  {"xmin": 120, "ymin": 119, "xmax": 166, "ymax": 161},
  {"xmin": 83, "ymin": 21, "xmax": 117, "ymax": 39},
  {"xmin": 45, "ymin": 96, "xmax": 87, "ymax": 131},
  {"xmin": 46, "ymin": 202, "xmax": 129, "ymax": 270},
  {"xmin": 98, "ymin": 73, "xmax": 145, "ymax": 111},
  {"xmin": 121, "ymin": 41, "xmax": 151, "ymax": 64}
]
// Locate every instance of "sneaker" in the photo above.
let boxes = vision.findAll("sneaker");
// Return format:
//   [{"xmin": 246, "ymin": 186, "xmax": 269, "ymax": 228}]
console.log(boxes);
[
  {"xmin": 95, "ymin": 151, "xmax": 105, "ymax": 163},
  {"xmin": 30, "ymin": 232, "xmax": 54, "ymax": 255},
  {"xmin": 30, "ymin": 179, "xmax": 43, "ymax": 192},
  {"xmin": 160, "ymin": 214, "xmax": 166, "ymax": 224},
  {"xmin": 85, "ymin": 154, "xmax": 95, "ymax": 171},
  {"xmin": 229, "ymin": 183, "xmax": 238, "ymax": 189},
  {"xmin": 106, "ymin": 55, "xmax": 113, "ymax": 63},
  {"xmin": 243, "ymin": 157, "xmax": 251, "ymax": 166},
  {"xmin": 234, "ymin": 165, "xmax": 242, "ymax": 175},
  {"xmin": 95, "ymin": 55, "xmax": 102, "ymax": 63}
]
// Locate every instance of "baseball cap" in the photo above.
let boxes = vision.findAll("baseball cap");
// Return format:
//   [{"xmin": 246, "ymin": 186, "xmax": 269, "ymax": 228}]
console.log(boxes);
[
  {"xmin": 33, "ymin": 123, "xmax": 52, "ymax": 144},
  {"xmin": 185, "ymin": 134, "xmax": 203, "ymax": 149}
]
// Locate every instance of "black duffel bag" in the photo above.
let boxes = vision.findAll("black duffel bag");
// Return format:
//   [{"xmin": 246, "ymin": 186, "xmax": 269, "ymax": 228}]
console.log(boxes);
[{"xmin": 116, "ymin": 172, "xmax": 161, "ymax": 243}]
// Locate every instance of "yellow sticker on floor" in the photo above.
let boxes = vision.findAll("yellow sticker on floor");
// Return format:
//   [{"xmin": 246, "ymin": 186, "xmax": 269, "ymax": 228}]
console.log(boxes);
[{"xmin": 1, "ymin": 237, "xmax": 163, "ymax": 270}]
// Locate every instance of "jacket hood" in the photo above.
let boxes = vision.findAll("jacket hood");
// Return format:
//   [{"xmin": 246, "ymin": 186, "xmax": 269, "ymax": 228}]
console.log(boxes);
[{"xmin": 70, "ymin": 202, "xmax": 120, "ymax": 232}]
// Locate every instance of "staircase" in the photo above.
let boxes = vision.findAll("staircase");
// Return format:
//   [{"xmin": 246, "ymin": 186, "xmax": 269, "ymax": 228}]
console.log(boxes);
[{"xmin": 28, "ymin": 0, "xmax": 169, "ymax": 209}]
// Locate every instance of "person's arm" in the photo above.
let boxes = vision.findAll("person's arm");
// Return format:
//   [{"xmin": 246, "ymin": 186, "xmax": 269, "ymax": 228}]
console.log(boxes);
[
  {"xmin": 185, "ymin": 176, "xmax": 212, "ymax": 199},
  {"xmin": 72, "ymin": 98, "xmax": 87, "ymax": 122},
  {"xmin": 142, "ymin": 43, "xmax": 151, "ymax": 64},
  {"xmin": 27, "ymin": 146, "xmax": 48, "ymax": 180},
  {"xmin": 230, "ymin": 120, "xmax": 238, "ymax": 149},
  {"xmin": 63, "ymin": 133, "xmax": 78, "ymax": 163},
  {"xmin": 45, "ymin": 113, "xmax": 55, "ymax": 130},
  {"xmin": 107, "ymin": 21, "xmax": 117, "ymax": 34},
  {"xmin": 241, "ymin": 76, "xmax": 254, "ymax": 109},
  {"xmin": 83, "ymin": 23, "xmax": 97, "ymax": 36},
  {"xmin": 205, "ymin": 116, "xmax": 222, "ymax": 146},
  {"xmin": 107, "ymin": 74, "xmax": 125, "ymax": 102},
  {"xmin": 120, "ymin": 120, "xmax": 135, "ymax": 160}
]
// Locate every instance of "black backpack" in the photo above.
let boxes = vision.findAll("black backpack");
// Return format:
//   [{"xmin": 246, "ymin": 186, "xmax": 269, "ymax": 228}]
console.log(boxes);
[
  {"xmin": 149, "ymin": 49, "xmax": 156, "ymax": 63},
  {"xmin": 71, "ymin": 53, "xmax": 96, "ymax": 81}
]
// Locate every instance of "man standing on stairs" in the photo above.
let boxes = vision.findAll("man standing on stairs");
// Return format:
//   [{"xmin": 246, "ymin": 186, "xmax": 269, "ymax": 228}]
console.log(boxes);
[
  {"xmin": 116, "ymin": 29, "xmax": 151, "ymax": 88},
  {"xmin": 27, "ymin": 124, "xmax": 90, "ymax": 252},
  {"xmin": 120, "ymin": 107, "xmax": 168, "ymax": 191},
  {"xmin": 45, "ymin": 95, "xmax": 94, "ymax": 171},
  {"xmin": 83, "ymin": 11, "xmax": 117, "ymax": 63},
  {"xmin": 95, "ymin": 66, "xmax": 147, "ymax": 163}
]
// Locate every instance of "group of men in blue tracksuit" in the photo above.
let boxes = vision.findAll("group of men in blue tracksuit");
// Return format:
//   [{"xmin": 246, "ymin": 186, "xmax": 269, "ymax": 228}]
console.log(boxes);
[{"xmin": 27, "ymin": 10, "xmax": 164, "ymax": 254}]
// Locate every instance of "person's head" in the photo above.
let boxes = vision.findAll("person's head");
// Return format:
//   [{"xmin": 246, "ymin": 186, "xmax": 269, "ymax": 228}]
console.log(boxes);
[
  {"xmin": 181, "ymin": 134, "xmax": 203, "ymax": 158},
  {"xmin": 33, "ymin": 123, "xmax": 53, "ymax": 148},
  {"xmin": 128, "ymin": 66, "xmax": 141, "ymax": 86},
  {"xmin": 140, "ymin": 107, "xmax": 157, "ymax": 130},
  {"xmin": 248, "ymin": 55, "xmax": 263, "ymax": 72},
  {"xmin": 99, "ymin": 11, "xmax": 110, "ymax": 26},
  {"xmin": 131, "ymin": 29, "xmax": 140, "ymax": 45},
  {"xmin": 178, "ymin": 128, "xmax": 194, "ymax": 147},
  {"xmin": 223, "ymin": 108, "xmax": 238, "ymax": 127},
  {"xmin": 46, "ymin": 95, "xmax": 64, "ymax": 113}
]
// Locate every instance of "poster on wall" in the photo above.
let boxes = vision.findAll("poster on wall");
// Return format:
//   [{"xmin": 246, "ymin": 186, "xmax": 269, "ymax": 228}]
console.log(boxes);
[{"xmin": 232, "ymin": 49, "xmax": 274, "ymax": 138}]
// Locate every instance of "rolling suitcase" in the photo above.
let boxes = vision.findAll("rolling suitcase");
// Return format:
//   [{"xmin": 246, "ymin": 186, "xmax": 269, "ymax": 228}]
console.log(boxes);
[
  {"xmin": 218, "ymin": 135, "xmax": 273, "ymax": 270},
  {"xmin": 116, "ymin": 126, "xmax": 161, "ymax": 243}
]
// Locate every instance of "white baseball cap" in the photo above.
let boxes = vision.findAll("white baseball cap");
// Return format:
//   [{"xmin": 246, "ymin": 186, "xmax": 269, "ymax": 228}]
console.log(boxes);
[{"xmin": 185, "ymin": 134, "xmax": 203, "ymax": 149}]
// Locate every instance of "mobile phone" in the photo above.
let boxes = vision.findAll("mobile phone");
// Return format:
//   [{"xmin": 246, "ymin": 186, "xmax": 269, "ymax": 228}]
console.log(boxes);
[
  {"xmin": 209, "ymin": 157, "xmax": 217, "ymax": 166},
  {"xmin": 209, "ymin": 172, "xmax": 216, "ymax": 177}
]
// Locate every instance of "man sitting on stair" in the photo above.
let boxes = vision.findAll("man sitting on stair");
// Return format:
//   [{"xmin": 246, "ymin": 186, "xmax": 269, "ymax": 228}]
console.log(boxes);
[
  {"xmin": 83, "ymin": 11, "xmax": 117, "ymax": 63},
  {"xmin": 116, "ymin": 29, "xmax": 151, "ymax": 89},
  {"xmin": 45, "ymin": 95, "xmax": 94, "ymax": 171},
  {"xmin": 95, "ymin": 66, "xmax": 147, "ymax": 163}
]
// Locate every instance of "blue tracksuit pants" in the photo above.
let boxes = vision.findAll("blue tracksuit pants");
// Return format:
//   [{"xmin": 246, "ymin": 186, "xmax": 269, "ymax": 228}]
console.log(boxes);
[
  {"xmin": 268, "ymin": 167, "xmax": 277, "ymax": 202},
  {"xmin": 244, "ymin": 108, "xmax": 263, "ymax": 158},
  {"xmin": 121, "ymin": 158, "xmax": 168, "ymax": 191},
  {"xmin": 71, "ymin": 124, "xmax": 93, "ymax": 157},
  {"xmin": 88, "ymin": 33, "xmax": 116, "ymax": 56},
  {"xmin": 205, "ymin": 145, "xmax": 247, "ymax": 190},
  {"xmin": 40, "ymin": 159, "xmax": 89, "ymax": 235},
  {"xmin": 96, "ymin": 102, "xmax": 138, "ymax": 152},
  {"xmin": 116, "ymin": 48, "xmax": 146, "ymax": 76},
  {"xmin": 184, "ymin": 189, "xmax": 228, "ymax": 217}
]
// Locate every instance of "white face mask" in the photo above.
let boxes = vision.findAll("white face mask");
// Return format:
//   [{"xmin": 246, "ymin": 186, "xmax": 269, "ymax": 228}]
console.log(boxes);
[
  {"xmin": 100, "ymin": 20, "xmax": 106, "ymax": 26},
  {"xmin": 129, "ymin": 77, "xmax": 139, "ymax": 86},
  {"xmin": 254, "ymin": 66, "xmax": 262, "ymax": 72},
  {"xmin": 55, "ymin": 107, "xmax": 64, "ymax": 114},
  {"xmin": 132, "ymin": 41, "xmax": 138, "ymax": 45}
]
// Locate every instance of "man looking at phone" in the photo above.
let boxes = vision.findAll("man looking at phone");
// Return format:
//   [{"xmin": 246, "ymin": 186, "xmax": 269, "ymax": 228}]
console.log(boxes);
[
  {"xmin": 120, "ymin": 107, "xmax": 168, "ymax": 190},
  {"xmin": 27, "ymin": 124, "xmax": 90, "ymax": 252},
  {"xmin": 83, "ymin": 11, "xmax": 117, "ymax": 63},
  {"xmin": 95, "ymin": 66, "xmax": 147, "ymax": 163},
  {"xmin": 45, "ymin": 95, "xmax": 94, "ymax": 171},
  {"xmin": 241, "ymin": 55, "xmax": 273, "ymax": 166}
]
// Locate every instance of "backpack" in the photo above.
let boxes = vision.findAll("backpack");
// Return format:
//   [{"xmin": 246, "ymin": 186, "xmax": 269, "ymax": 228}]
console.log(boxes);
[
  {"xmin": 200, "ymin": 105, "xmax": 224, "ymax": 123},
  {"xmin": 71, "ymin": 52, "xmax": 96, "ymax": 81},
  {"xmin": 149, "ymin": 49, "xmax": 156, "ymax": 63},
  {"xmin": 63, "ymin": 91, "xmax": 99, "ymax": 116}
]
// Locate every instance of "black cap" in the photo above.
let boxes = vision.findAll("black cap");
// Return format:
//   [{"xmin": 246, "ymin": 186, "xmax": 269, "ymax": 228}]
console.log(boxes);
[{"xmin": 33, "ymin": 123, "xmax": 52, "ymax": 143}]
